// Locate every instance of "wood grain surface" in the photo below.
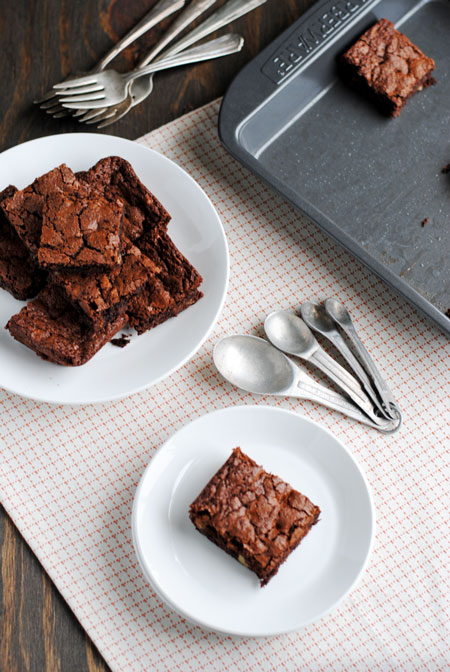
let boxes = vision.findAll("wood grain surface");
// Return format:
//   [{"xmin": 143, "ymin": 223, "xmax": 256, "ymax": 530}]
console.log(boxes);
[{"xmin": 0, "ymin": 1, "xmax": 313, "ymax": 670}]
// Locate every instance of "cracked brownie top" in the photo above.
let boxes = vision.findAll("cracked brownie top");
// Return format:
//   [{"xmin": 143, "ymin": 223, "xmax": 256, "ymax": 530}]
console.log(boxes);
[
  {"xmin": 341, "ymin": 18, "xmax": 435, "ymax": 115},
  {"xmin": 6, "ymin": 285, "xmax": 127, "ymax": 367},
  {"xmin": 38, "ymin": 184, "xmax": 124, "ymax": 271},
  {"xmin": 77, "ymin": 156, "xmax": 171, "ymax": 242},
  {"xmin": 0, "ymin": 164, "xmax": 81, "ymax": 255},
  {"xmin": 189, "ymin": 447, "xmax": 320, "ymax": 586}
]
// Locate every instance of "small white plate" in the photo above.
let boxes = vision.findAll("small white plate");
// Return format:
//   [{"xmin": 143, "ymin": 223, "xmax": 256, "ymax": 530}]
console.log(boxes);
[
  {"xmin": 0, "ymin": 134, "xmax": 228, "ymax": 404},
  {"xmin": 132, "ymin": 406, "xmax": 375, "ymax": 636}
]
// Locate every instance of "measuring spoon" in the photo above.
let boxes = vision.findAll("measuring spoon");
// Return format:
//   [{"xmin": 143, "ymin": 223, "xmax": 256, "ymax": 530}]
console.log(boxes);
[
  {"xmin": 213, "ymin": 335, "xmax": 400, "ymax": 433},
  {"xmin": 325, "ymin": 298, "xmax": 401, "ymax": 421},
  {"xmin": 264, "ymin": 311, "xmax": 384, "ymax": 426},
  {"xmin": 300, "ymin": 301, "xmax": 389, "ymax": 418}
]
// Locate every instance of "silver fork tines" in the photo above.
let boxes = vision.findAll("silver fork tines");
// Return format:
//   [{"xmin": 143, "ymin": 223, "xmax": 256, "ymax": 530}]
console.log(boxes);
[
  {"xmin": 54, "ymin": 35, "xmax": 244, "ymax": 110},
  {"xmin": 37, "ymin": 0, "xmax": 267, "ymax": 126},
  {"xmin": 34, "ymin": 0, "xmax": 185, "ymax": 115}
]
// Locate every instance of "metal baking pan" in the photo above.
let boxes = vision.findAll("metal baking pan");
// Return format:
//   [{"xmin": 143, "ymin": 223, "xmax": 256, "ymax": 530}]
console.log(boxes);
[{"xmin": 219, "ymin": 0, "xmax": 450, "ymax": 336}]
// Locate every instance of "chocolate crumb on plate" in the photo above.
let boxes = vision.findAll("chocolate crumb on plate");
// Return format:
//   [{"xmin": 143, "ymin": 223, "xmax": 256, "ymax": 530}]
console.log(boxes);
[
  {"xmin": 421, "ymin": 218, "xmax": 429, "ymax": 227},
  {"xmin": 111, "ymin": 334, "xmax": 130, "ymax": 348}
]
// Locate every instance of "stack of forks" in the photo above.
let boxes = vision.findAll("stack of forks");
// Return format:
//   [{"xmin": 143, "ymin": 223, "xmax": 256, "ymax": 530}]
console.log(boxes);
[{"xmin": 36, "ymin": 0, "xmax": 265, "ymax": 128}]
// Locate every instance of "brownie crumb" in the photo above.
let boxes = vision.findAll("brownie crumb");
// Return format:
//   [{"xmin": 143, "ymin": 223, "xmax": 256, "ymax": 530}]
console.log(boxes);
[
  {"xmin": 421, "ymin": 218, "xmax": 429, "ymax": 227},
  {"xmin": 111, "ymin": 335, "xmax": 130, "ymax": 348},
  {"xmin": 445, "ymin": 308, "xmax": 450, "ymax": 319},
  {"xmin": 441, "ymin": 164, "xmax": 450, "ymax": 174}
]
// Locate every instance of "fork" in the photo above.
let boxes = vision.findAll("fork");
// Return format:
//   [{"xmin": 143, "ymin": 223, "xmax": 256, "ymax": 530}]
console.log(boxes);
[
  {"xmin": 36, "ymin": 0, "xmax": 185, "ymax": 117},
  {"xmin": 87, "ymin": 0, "xmax": 267, "ymax": 128},
  {"xmin": 77, "ymin": 0, "xmax": 217, "ymax": 125},
  {"xmin": 79, "ymin": 0, "xmax": 217, "ymax": 126},
  {"xmin": 55, "ymin": 34, "xmax": 244, "ymax": 109}
]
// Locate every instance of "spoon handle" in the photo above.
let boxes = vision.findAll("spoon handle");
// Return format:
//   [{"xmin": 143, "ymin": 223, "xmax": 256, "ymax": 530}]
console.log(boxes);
[
  {"xmin": 309, "ymin": 348, "xmax": 383, "ymax": 424},
  {"xmin": 325, "ymin": 300, "xmax": 399, "ymax": 420},
  {"xmin": 157, "ymin": 0, "xmax": 267, "ymax": 60},
  {"xmin": 293, "ymin": 375, "xmax": 398, "ymax": 433},
  {"xmin": 323, "ymin": 331, "xmax": 389, "ymax": 418},
  {"xmin": 345, "ymin": 324, "xmax": 399, "ymax": 417},
  {"xmin": 124, "ymin": 35, "xmax": 244, "ymax": 82}
]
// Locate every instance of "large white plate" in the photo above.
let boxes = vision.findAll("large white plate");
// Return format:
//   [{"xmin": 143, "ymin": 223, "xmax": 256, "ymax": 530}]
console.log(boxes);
[
  {"xmin": 0, "ymin": 134, "xmax": 228, "ymax": 404},
  {"xmin": 132, "ymin": 406, "xmax": 375, "ymax": 636}
]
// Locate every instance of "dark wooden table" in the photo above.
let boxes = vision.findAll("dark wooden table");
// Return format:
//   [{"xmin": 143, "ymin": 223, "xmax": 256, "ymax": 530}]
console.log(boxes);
[{"xmin": 0, "ymin": 1, "xmax": 313, "ymax": 669}]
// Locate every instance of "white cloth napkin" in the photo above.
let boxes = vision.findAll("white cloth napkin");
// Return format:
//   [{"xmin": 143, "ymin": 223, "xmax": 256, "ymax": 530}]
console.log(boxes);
[{"xmin": 0, "ymin": 100, "xmax": 448, "ymax": 671}]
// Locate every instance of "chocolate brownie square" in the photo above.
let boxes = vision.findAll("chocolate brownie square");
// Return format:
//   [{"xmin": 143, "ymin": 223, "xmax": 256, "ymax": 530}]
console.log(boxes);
[
  {"xmin": 189, "ymin": 448, "xmax": 320, "ymax": 586},
  {"xmin": 127, "ymin": 231, "xmax": 203, "ymax": 334},
  {"xmin": 0, "ymin": 186, "xmax": 46, "ymax": 299},
  {"xmin": 77, "ymin": 156, "xmax": 171, "ymax": 242},
  {"xmin": 340, "ymin": 18, "xmax": 435, "ymax": 117},
  {"xmin": 38, "ymin": 185, "xmax": 124, "ymax": 271},
  {"xmin": 6, "ymin": 286, "xmax": 127, "ymax": 366},
  {"xmin": 52, "ymin": 238, "xmax": 160, "ymax": 325},
  {"xmin": 1, "ymin": 164, "xmax": 81, "ymax": 255}
]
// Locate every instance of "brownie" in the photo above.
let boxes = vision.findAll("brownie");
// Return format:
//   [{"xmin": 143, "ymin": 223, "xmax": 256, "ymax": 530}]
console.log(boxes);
[
  {"xmin": 6, "ymin": 286, "xmax": 127, "ymax": 366},
  {"xmin": 1, "ymin": 157, "xmax": 200, "ymax": 366},
  {"xmin": 52, "ymin": 238, "xmax": 160, "ymax": 325},
  {"xmin": 38, "ymin": 185, "xmax": 124, "ymax": 270},
  {"xmin": 128, "ymin": 280, "xmax": 202, "ymax": 335},
  {"xmin": 127, "ymin": 231, "xmax": 203, "ymax": 334},
  {"xmin": 77, "ymin": 156, "xmax": 171, "ymax": 242},
  {"xmin": 0, "ymin": 186, "xmax": 46, "ymax": 299},
  {"xmin": 340, "ymin": 18, "xmax": 435, "ymax": 117},
  {"xmin": 1, "ymin": 164, "xmax": 81, "ymax": 255},
  {"xmin": 189, "ymin": 448, "xmax": 320, "ymax": 586}
]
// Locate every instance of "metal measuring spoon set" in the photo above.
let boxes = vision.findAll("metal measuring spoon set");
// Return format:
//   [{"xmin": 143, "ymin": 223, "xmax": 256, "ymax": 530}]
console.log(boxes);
[{"xmin": 213, "ymin": 298, "xmax": 402, "ymax": 433}]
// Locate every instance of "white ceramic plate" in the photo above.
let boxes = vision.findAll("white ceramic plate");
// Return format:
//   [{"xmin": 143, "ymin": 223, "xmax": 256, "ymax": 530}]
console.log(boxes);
[
  {"xmin": 0, "ymin": 134, "xmax": 228, "ymax": 404},
  {"xmin": 132, "ymin": 406, "xmax": 375, "ymax": 636}
]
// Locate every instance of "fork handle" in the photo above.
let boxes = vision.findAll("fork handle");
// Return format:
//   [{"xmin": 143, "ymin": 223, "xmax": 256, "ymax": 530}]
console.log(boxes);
[
  {"xmin": 95, "ymin": 0, "xmax": 186, "ymax": 71},
  {"xmin": 139, "ymin": 0, "xmax": 217, "ymax": 67},
  {"xmin": 156, "ymin": 0, "xmax": 267, "ymax": 62},
  {"xmin": 124, "ymin": 34, "xmax": 244, "ymax": 82}
]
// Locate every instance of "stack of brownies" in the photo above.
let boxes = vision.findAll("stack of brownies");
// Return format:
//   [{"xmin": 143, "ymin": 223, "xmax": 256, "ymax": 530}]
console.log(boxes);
[{"xmin": 0, "ymin": 156, "xmax": 203, "ymax": 366}]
